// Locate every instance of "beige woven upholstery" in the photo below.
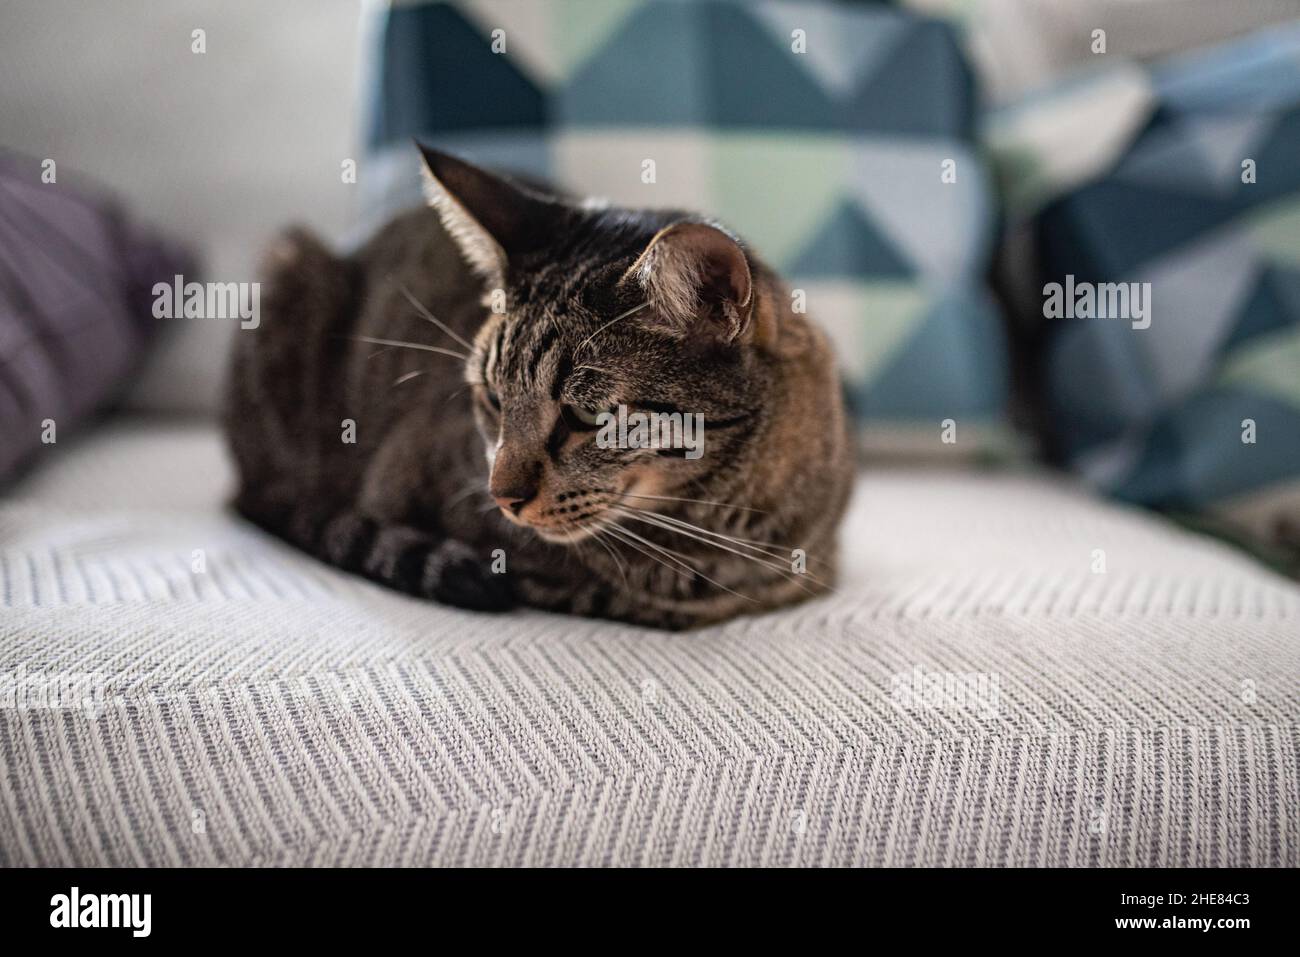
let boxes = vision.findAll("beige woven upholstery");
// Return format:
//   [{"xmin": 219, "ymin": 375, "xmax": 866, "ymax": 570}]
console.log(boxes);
[{"xmin": 2, "ymin": 420, "xmax": 1296, "ymax": 865}]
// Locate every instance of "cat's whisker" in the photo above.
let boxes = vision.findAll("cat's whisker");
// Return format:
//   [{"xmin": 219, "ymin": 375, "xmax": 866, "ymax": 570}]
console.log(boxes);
[
  {"xmin": 618, "ymin": 491, "xmax": 767, "ymax": 514},
  {"xmin": 576, "ymin": 301, "xmax": 650, "ymax": 355},
  {"xmin": 393, "ymin": 279, "xmax": 475, "ymax": 351},
  {"xmin": 588, "ymin": 524, "xmax": 630, "ymax": 589},
  {"xmin": 616, "ymin": 502, "xmax": 792, "ymax": 559},
  {"xmin": 611, "ymin": 506, "xmax": 825, "ymax": 594},
  {"xmin": 613, "ymin": 505, "xmax": 779, "ymax": 563},
  {"xmin": 391, "ymin": 369, "xmax": 426, "ymax": 387},
  {"xmin": 603, "ymin": 521, "xmax": 759, "ymax": 604},
  {"xmin": 597, "ymin": 537, "xmax": 630, "ymax": 587},
  {"xmin": 616, "ymin": 500, "xmax": 831, "ymax": 570},
  {"xmin": 345, "ymin": 335, "xmax": 468, "ymax": 361},
  {"xmin": 446, "ymin": 480, "xmax": 487, "ymax": 511},
  {"xmin": 641, "ymin": 510, "xmax": 832, "ymax": 588},
  {"xmin": 601, "ymin": 522, "xmax": 703, "ymax": 591}
]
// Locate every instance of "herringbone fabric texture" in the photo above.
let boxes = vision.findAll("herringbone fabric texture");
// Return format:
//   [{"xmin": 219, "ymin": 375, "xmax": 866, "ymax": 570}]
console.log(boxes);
[{"xmin": 1, "ymin": 422, "xmax": 1297, "ymax": 866}]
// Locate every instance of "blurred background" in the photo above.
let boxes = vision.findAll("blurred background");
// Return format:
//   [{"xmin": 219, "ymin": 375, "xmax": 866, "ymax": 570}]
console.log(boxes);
[{"xmin": 2, "ymin": 0, "xmax": 1298, "ymax": 569}]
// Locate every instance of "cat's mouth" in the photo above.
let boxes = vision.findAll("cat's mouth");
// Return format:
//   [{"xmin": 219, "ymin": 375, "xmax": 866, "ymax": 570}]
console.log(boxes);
[
  {"xmin": 497, "ymin": 471, "xmax": 673, "ymax": 544},
  {"xmin": 501, "ymin": 487, "xmax": 625, "ymax": 544},
  {"xmin": 510, "ymin": 509, "xmax": 613, "ymax": 545}
]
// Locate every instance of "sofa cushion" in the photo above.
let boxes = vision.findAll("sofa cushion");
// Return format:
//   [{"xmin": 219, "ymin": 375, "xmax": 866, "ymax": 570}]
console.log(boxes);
[
  {"xmin": 1024, "ymin": 26, "xmax": 1300, "ymax": 569},
  {"xmin": 0, "ymin": 154, "xmax": 192, "ymax": 481},
  {"xmin": 361, "ymin": 0, "xmax": 1017, "ymax": 460},
  {"xmin": 2, "ymin": 420, "xmax": 1295, "ymax": 865}
]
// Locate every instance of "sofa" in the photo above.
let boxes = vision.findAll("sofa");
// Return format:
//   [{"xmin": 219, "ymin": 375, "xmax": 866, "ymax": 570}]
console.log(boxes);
[
  {"xmin": 3, "ymin": 419, "xmax": 1296, "ymax": 865},
  {"xmin": 1, "ymin": 0, "xmax": 1297, "ymax": 868}
]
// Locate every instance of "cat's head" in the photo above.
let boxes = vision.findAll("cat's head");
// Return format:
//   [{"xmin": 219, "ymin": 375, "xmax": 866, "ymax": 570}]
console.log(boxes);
[{"xmin": 420, "ymin": 144, "xmax": 777, "ymax": 543}]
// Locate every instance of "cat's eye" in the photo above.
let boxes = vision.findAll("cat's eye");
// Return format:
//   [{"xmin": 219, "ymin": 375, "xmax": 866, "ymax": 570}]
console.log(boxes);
[
  {"xmin": 563, "ymin": 404, "xmax": 605, "ymax": 430},
  {"xmin": 481, "ymin": 388, "xmax": 501, "ymax": 413}
]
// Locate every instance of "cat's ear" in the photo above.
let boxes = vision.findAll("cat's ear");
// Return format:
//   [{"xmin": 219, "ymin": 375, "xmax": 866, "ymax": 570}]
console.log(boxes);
[
  {"xmin": 624, "ymin": 222, "xmax": 754, "ymax": 343},
  {"xmin": 417, "ymin": 142, "xmax": 558, "ymax": 287}
]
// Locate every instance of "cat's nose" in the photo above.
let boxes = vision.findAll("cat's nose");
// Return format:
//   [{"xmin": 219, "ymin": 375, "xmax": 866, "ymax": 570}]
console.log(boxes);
[
  {"xmin": 492, "ymin": 490, "xmax": 534, "ymax": 514},
  {"xmin": 489, "ymin": 472, "xmax": 540, "ymax": 515},
  {"xmin": 489, "ymin": 451, "xmax": 542, "ymax": 516}
]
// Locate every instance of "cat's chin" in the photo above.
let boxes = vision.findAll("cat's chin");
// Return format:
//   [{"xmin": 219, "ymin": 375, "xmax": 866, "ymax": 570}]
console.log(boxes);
[{"xmin": 531, "ymin": 523, "xmax": 602, "ymax": 545}]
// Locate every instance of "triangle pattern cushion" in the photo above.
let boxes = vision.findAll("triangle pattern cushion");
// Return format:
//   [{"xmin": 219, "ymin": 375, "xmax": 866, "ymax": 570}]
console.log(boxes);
[
  {"xmin": 846, "ymin": 140, "xmax": 992, "ymax": 283},
  {"xmin": 1184, "ymin": 113, "xmax": 1277, "ymax": 185},
  {"xmin": 553, "ymin": 0, "xmax": 644, "ymax": 80},
  {"xmin": 1111, "ymin": 122, "xmax": 1224, "ymax": 196},
  {"xmin": 1113, "ymin": 389, "xmax": 1300, "ymax": 507},
  {"xmin": 709, "ymin": 134, "xmax": 848, "ymax": 268},
  {"xmin": 1036, "ymin": 25, "xmax": 1300, "ymax": 559},
  {"xmin": 1154, "ymin": 20, "xmax": 1300, "ymax": 113},
  {"xmin": 856, "ymin": 292, "xmax": 1007, "ymax": 420},
  {"xmin": 558, "ymin": 2, "xmax": 711, "ymax": 125},
  {"xmin": 803, "ymin": 280, "xmax": 930, "ymax": 387},
  {"xmin": 1254, "ymin": 110, "xmax": 1300, "ymax": 206},
  {"xmin": 460, "ymin": 0, "xmax": 564, "ymax": 86},
  {"xmin": 749, "ymin": 3, "xmax": 911, "ymax": 99},
  {"xmin": 361, "ymin": 0, "xmax": 1008, "ymax": 453},
  {"xmin": 1043, "ymin": 104, "xmax": 1300, "ymax": 278},
  {"xmin": 841, "ymin": 20, "xmax": 971, "ymax": 138},
  {"xmin": 560, "ymin": 0, "xmax": 840, "ymax": 128},
  {"xmin": 1221, "ymin": 265, "xmax": 1300, "ymax": 354},
  {"xmin": 788, "ymin": 201, "xmax": 914, "ymax": 279},
  {"xmin": 1040, "ymin": 180, "xmax": 1239, "ymax": 279},
  {"xmin": 700, "ymin": 0, "xmax": 840, "ymax": 130},
  {"xmin": 1046, "ymin": 317, "xmax": 1162, "ymax": 458},
  {"xmin": 1137, "ymin": 226, "xmax": 1259, "ymax": 402},
  {"xmin": 1268, "ymin": 261, "xmax": 1300, "ymax": 314},
  {"xmin": 1248, "ymin": 196, "xmax": 1300, "ymax": 265},
  {"xmin": 1217, "ymin": 326, "xmax": 1300, "ymax": 408},
  {"xmin": 368, "ymin": 2, "xmax": 546, "ymax": 147}
]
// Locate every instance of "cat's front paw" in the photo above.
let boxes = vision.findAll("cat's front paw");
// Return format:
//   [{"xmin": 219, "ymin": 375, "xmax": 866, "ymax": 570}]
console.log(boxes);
[{"xmin": 423, "ymin": 540, "xmax": 514, "ymax": 612}]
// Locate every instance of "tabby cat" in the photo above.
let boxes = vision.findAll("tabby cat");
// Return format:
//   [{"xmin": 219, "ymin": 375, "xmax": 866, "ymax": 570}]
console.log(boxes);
[{"xmin": 224, "ymin": 145, "xmax": 853, "ymax": 629}]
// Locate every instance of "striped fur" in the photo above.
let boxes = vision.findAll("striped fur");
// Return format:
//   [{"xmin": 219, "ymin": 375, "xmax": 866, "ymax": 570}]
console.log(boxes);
[{"xmin": 224, "ymin": 147, "xmax": 852, "ymax": 629}]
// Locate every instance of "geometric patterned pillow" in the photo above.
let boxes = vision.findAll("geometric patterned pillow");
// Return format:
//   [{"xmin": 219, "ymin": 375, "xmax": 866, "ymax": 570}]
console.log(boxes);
[
  {"xmin": 362, "ymin": 0, "xmax": 1015, "ymax": 459},
  {"xmin": 1032, "ymin": 25, "xmax": 1300, "ymax": 566}
]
